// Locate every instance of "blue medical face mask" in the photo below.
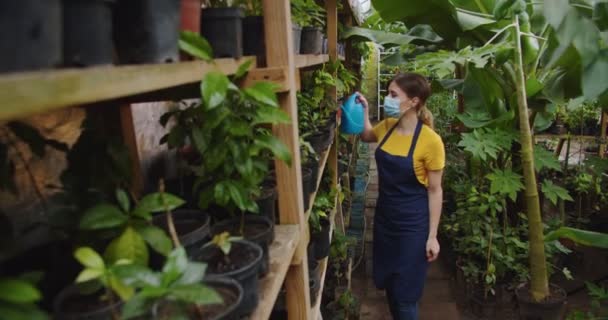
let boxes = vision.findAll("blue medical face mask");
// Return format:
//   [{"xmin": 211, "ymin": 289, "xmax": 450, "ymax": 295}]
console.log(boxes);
[{"xmin": 384, "ymin": 95, "xmax": 402, "ymax": 118}]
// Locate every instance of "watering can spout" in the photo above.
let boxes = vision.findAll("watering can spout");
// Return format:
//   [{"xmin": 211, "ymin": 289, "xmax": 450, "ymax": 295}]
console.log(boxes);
[{"xmin": 339, "ymin": 93, "xmax": 365, "ymax": 135}]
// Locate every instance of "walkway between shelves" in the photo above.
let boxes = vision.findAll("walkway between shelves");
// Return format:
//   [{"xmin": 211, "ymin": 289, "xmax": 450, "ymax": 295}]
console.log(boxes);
[{"xmin": 351, "ymin": 143, "xmax": 462, "ymax": 320}]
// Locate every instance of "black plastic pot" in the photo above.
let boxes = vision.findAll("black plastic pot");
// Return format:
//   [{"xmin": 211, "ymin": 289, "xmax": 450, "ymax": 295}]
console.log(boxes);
[
  {"xmin": 243, "ymin": 16, "xmax": 265, "ymax": 61},
  {"xmin": 293, "ymin": 24, "xmax": 302, "ymax": 54},
  {"xmin": 196, "ymin": 240, "xmax": 263, "ymax": 318},
  {"xmin": 63, "ymin": 0, "xmax": 114, "ymax": 67},
  {"xmin": 300, "ymin": 27, "xmax": 323, "ymax": 54},
  {"xmin": 270, "ymin": 287, "xmax": 287, "ymax": 319},
  {"xmin": 113, "ymin": 0, "xmax": 180, "ymax": 64},
  {"xmin": 255, "ymin": 184, "xmax": 278, "ymax": 225},
  {"xmin": 303, "ymin": 160, "xmax": 320, "ymax": 193},
  {"xmin": 470, "ymin": 289, "xmax": 498, "ymax": 319},
  {"xmin": 201, "ymin": 8, "xmax": 244, "ymax": 58},
  {"xmin": 152, "ymin": 209, "xmax": 210, "ymax": 256},
  {"xmin": 53, "ymin": 286, "xmax": 122, "ymax": 320},
  {"xmin": 164, "ymin": 175, "xmax": 198, "ymax": 209},
  {"xmin": 211, "ymin": 215, "xmax": 274, "ymax": 276},
  {"xmin": 515, "ymin": 283, "xmax": 567, "ymax": 320},
  {"xmin": 311, "ymin": 218, "xmax": 331, "ymax": 260},
  {"xmin": 307, "ymin": 241, "xmax": 317, "ymax": 269},
  {"xmin": 309, "ymin": 276, "xmax": 320, "ymax": 306},
  {"xmin": 0, "ymin": 0, "xmax": 62, "ymax": 73},
  {"xmin": 201, "ymin": 277, "xmax": 244, "ymax": 320},
  {"xmin": 302, "ymin": 167, "xmax": 314, "ymax": 212}
]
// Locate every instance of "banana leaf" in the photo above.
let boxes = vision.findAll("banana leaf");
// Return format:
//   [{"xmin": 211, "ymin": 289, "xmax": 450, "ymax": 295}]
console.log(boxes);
[{"xmin": 545, "ymin": 227, "xmax": 608, "ymax": 249}]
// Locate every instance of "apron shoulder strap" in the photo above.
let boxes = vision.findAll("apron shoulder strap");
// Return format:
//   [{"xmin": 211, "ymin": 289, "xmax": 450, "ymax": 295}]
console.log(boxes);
[
  {"xmin": 378, "ymin": 120, "xmax": 399, "ymax": 148},
  {"xmin": 406, "ymin": 121, "xmax": 424, "ymax": 158}
]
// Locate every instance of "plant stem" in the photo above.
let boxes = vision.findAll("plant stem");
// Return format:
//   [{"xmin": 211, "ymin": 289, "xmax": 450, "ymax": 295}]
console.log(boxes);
[
  {"xmin": 485, "ymin": 226, "xmax": 493, "ymax": 300},
  {"xmin": 159, "ymin": 179, "xmax": 181, "ymax": 248},
  {"xmin": 106, "ymin": 287, "xmax": 120, "ymax": 320},
  {"xmin": 513, "ymin": 15, "xmax": 550, "ymax": 302}
]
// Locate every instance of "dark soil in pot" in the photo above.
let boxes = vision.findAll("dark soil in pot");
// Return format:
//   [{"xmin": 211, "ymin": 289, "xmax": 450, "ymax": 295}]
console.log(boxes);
[
  {"xmin": 54, "ymin": 286, "xmax": 122, "ymax": 320},
  {"xmin": 243, "ymin": 16, "xmax": 266, "ymax": 65},
  {"xmin": 293, "ymin": 24, "xmax": 302, "ymax": 54},
  {"xmin": 211, "ymin": 215, "xmax": 274, "ymax": 276},
  {"xmin": 515, "ymin": 283, "xmax": 567, "ymax": 320},
  {"xmin": 195, "ymin": 240, "xmax": 263, "ymax": 318},
  {"xmin": 152, "ymin": 209, "xmax": 210, "ymax": 256},
  {"xmin": 113, "ymin": 0, "xmax": 180, "ymax": 64},
  {"xmin": 201, "ymin": 8, "xmax": 244, "ymax": 58},
  {"xmin": 63, "ymin": 0, "xmax": 114, "ymax": 67},
  {"xmin": 255, "ymin": 184, "xmax": 278, "ymax": 225},
  {"xmin": 311, "ymin": 218, "xmax": 331, "ymax": 260},
  {"xmin": 302, "ymin": 167, "xmax": 314, "ymax": 212},
  {"xmin": 0, "ymin": 0, "xmax": 62, "ymax": 73},
  {"xmin": 300, "ymin": 27, "xmax": 323, "ymax": 54}
]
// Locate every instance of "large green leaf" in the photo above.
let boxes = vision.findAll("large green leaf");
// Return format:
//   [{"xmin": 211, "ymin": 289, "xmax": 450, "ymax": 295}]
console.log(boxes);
[
  {"xmin": 252, "ymin": 105, "xmax": 291, "ymax": 125},
  {"xmin": 0, "ymin": 302, "xmax": 48, "ymax": 320},
  {"xmin": 243, "ymin": 82, "xmax": 280, "ymax": 108},
  {"xmin": 341, "ymin": 25, "xmax": 443, "ymax": 48},
  {"xmin": 136, "ymin": 225, "xmax": 172, "ymax": 257},
  {"xmin": 541, "ymin": 180, "xmax": 573, "ymax": 206},
  {"xmin": 533, "ymin": 146, "xmax": 561, "ymax": 172},
  {"xmin": 0, "ymin": 279, "xmax": 41, "ymax": 303},
  {"xmin": 458, "ymin": 129, "xmax": 503, "ymax": 161},
  {"xmin": 136, "ymin": 193, "xmax": 186, "ymax": 215},
  {"xmin": 116, "ymin": 189, "xmax": 131, "ymax": 213},
  {"xmin": 80, "ymin": 204, "xmax": 127, "ymax": 230},
  {"xmin": 169, "ymin": 284, "xmax": 223, "ymax": 305},
  {"xmin": 255, "ymin": 135, "xmax": 292, "ymax": 165},
  {"xmin": 486, "ymin": 169, "xmax": 524, "ymax": 201},
  {"xmin": 74, "ymin": 247, "xmax": 105, "ymax": 270},
  {"xmin": 121, "ymin": 294, "xmax": 150, "ymax": 320},
  {"xmin": 201, "ymin": 72, "xmax": 230, "ymax": 110},
  {"xmin": 104, "ymin": 227, "xmax": 149, "ymax": 266},
  {"xmin": 178, "ymin": 31, "xmax": 213, "ymax": 61},
  {"xmin": 162, "ymin": 247, "xmax": 188, "ymax": 287},
  {"xmin": 175, "ymin": 262, "xmax": 207, "ymax": 286},
  {"xmin": 545, "ymin": 227, "xmax": 608, "ymax": 249}
]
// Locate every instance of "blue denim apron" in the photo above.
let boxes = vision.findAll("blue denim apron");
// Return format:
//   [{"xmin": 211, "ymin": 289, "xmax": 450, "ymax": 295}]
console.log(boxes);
[{"xmin": 373, "ymin": 120, "xmax": 429, "ymax": 303}]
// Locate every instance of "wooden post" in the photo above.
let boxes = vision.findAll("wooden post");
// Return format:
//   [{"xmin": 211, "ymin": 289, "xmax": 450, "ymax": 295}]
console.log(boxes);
[
  {"xmin": 600, "ymin": 111, "xmax": 607, "ymax": 159},
  {"xmin": 262, "ymin": 1, "xmax": 311, "ymax": 319},
  {"xmin": 326, "ymin": 0, "xmax": 339, "ymax": 190},
  {"xmin": 119, "ymin": 105, "xmax": 144, "ymax": 196}
]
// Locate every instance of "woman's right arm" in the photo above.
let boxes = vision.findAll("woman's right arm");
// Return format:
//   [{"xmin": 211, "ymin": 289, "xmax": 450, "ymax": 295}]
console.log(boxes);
[{"xmin": 357, "ymin": 93, "xmax": 377, "ymax": 143}]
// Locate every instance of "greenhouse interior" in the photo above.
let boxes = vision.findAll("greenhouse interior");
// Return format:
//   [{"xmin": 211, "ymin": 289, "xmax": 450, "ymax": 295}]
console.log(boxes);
[{"xmin": 0, "ymin": 0, "xmax": 607, "ymax": 319}]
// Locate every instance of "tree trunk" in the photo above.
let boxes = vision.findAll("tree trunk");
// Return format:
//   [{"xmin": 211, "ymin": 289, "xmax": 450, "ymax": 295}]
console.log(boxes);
[{"xmin": 513, "ymin": 15, "xmax": 549, "ymax": 301}]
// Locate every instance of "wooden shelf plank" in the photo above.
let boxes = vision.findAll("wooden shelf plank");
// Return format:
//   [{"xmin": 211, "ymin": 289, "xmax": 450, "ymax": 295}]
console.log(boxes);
[
  {"xmin": 295, "ymin": 54, "xmax": 330, "ymax": 69},
  {"xmin": 305, "ymin": 143, "xmax": 334, "ymax": 220},
  {"xmin": 0, "ymin": 57, "xmax": 254, "ymax": 121},
  {"xmin": 250, "ymin": 224, "xmax": 301, "ymax": 320}
]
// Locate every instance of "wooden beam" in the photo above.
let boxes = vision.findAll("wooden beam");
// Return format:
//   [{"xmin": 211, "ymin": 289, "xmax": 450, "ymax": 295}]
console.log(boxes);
[
  {"xmin": 326, "ymin": 0, "xmax": 339, "ymax": 192},
  {"xmin": 119, "ymin": 105, "xmax": 144, "ymax": 197},
  {"xmin": 0, "ymin": 58, "xmax": 255, "ymax": 122},
  {"xmin": 262, "ymin": 1, "xmax": 310, "ymax": 319},
  {"xmin": 600, "ymin": 111, "xmax": 607, "ymax": 159},
  {"xmin": 243, "ymin": 67, "xmax": 290, "ymax": 92}
]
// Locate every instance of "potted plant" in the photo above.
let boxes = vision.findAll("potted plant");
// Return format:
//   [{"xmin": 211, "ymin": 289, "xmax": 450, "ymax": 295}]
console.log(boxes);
[
  {"xmin": 238, "ymin": 0, "xmax": 266, "ymax": 62},
  {"xmin": 0, "ymin": 0, "xmax": 61, "ymax": 73},
  {"xmin": 309, "ymin": 190, "xmax": 333, "ymax": 260},
  {"xmin": 160, "ymin": 42, "xmax": 291, "ymax": 275},
  {"xmin": 118, "ymin": 247, "xmax": 242, "ymax": 320},
  {"xmin": 113, "ymin": 0, "xmax": 181, "ymax": 64},
  {"xmin": 53, "ymin": 247, "xmax": 133, "ymax": 319},
  {"xmin": 194, "ymin": 232, "xmax": 263, "ymax": 317},
  {"xmin": 201, "ymin": 0, "xmax": 245, "ymax": 58},
  {"xmin": 325, "ymin": 289, "xmax": 360, "ymax": 320},
  {"xmin": 63, "ymin": 0, "xmax": 115, "ymax": 67},
  {"xmin": 290, "ymin": 0, "xmax": 325, "ymax": 54}
]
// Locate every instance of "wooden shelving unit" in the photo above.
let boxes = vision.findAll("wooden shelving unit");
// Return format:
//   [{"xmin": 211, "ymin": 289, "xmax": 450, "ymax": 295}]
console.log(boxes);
[
  {"xmin": 0, "ymin": 0, "xmax": 358, "ymax": 319},
  {"xmin": 305, "ymin": 143, "xmax": 334, "ymax": 220}
]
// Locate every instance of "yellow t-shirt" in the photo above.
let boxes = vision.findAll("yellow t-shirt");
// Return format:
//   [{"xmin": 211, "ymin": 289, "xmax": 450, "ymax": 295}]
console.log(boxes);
[{"xmin": 372, "ymin": 118, "xmax": 445, "ymax": 186}]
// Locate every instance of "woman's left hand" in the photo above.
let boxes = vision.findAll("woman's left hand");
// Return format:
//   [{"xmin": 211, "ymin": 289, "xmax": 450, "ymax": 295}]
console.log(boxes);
[{"xmin": 426, "ymin": 237, "xmax": 440, "ymax": 262}]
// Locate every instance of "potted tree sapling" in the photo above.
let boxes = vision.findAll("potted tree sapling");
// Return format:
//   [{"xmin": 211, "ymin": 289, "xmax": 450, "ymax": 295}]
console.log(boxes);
[
  {"xmin": 162, "ymin": 32, "xmax": 292, "ymax": 277},
  {"xmin": 201, "ymin": 0, "xmax": 245, "ymax": 58},
  {"xmin": 290, "ymin": 0, "xmax": 326, "ymax": 54},
  {"xmin": 195, "ymin": 232, "xmax": 263, "ymax": 317}
]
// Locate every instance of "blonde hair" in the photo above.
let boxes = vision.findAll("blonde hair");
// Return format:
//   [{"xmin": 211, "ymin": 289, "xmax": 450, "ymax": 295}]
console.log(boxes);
[{"xmin": 417, "ymin": 105, "xmax": 434, "ymax": 129}]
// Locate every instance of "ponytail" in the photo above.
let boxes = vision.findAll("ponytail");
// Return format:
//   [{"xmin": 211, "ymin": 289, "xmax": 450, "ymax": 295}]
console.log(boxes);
[{"xmin": 417, "ymin": 105, "xmax": 434, "ymax": 130}]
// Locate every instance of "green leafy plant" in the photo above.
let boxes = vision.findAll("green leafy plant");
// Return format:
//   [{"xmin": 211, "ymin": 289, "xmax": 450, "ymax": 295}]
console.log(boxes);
[
  {"xmin": 291, "ymin": 0, "xmax": 325, "ymax": 28},
  {"xmin": 309, "ymin": 190, "xmax": 333, "ymax": 231},
  {"xmin": 79, "ymin": 189, "xmax": 183, "ymax": 266},
  {"xmin": 566, "ymin": 282, "xmax": 608, "ymax": 320},
  {"xmin": 328, "ymin": 289, "xmax": 359, "ymax": 320},
  {"xmin": 162, "ymin": 33, "xmax": 291, "ymax": 219},
  {"xmin": 118, "ymin": 247, "xmax": 222, "ymax": 320},
  {"xmin": 0, "ymin": 274, "xmax": 48, "ymax": 320},
  {"xmin": 210, "ymin": 231, "xmax": 242, "ymax": 255},
  {"xmin": 329, "ymin": 231, "xmax": 356, "ymax": 286}
]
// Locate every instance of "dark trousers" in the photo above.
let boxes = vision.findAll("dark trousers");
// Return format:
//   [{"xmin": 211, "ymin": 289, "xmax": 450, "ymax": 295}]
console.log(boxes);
[{"xmin": 386, "ymin": 286, "xmax": 418, "ymax": 320}]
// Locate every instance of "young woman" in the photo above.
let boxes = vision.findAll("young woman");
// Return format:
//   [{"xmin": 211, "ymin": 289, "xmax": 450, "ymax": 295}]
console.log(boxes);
[{"xmin": 357, "ymin": 73, "xmax": 445, "ymax": 320}]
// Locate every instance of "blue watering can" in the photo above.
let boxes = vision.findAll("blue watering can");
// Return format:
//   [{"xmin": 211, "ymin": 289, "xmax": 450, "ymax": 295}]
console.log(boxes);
[{"xmin": 340, "ymin": 93, "xmax": 365, "ymax": 134}]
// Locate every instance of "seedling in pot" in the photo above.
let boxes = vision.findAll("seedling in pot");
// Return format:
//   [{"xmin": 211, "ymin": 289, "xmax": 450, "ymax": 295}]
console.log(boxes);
[
  {"xmin": 78, "ymin": 188, "xmax": 185, "ymax": 266},
  {"xmin": 211, "ymin": 232, "xmax": 243, "ymax": 265},
  {"xmin": 117, "ymin": 247, "xmax": 222, "ymax": 320}
]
